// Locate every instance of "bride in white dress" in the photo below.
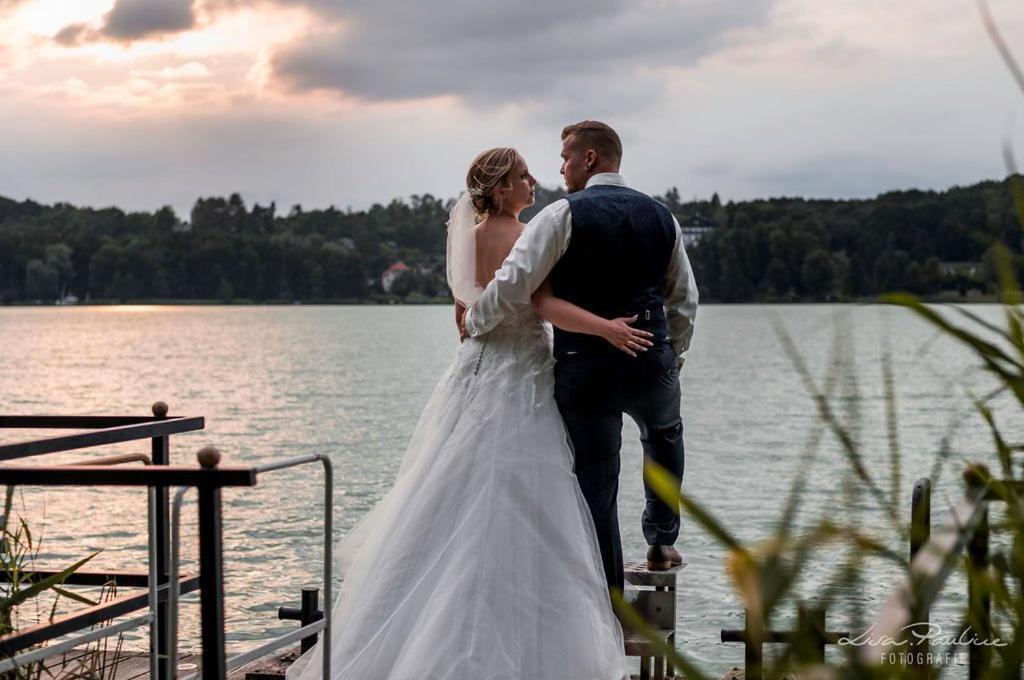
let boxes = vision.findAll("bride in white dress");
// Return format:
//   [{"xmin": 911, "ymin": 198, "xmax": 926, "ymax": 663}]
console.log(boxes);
[{"xmin": 287, "ymin": 148, "xmax": 654, "ymax": 680}]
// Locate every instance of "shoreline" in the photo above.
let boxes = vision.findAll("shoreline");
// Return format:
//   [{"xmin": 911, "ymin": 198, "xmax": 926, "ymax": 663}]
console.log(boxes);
[{"xmin": 0, "ymin": 294, "xmax": 1002, "ymax": 307}]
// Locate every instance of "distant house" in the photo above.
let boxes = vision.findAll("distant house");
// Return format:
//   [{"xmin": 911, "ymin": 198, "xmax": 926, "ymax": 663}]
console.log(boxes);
[
  {"xmin": 679, "ymin": 213, "xmax": 718, "ymax": 249},
  {"xmin": 939, "ymin": 261, "xmax": 982, "ymax": 277},
  {"xmin": 381, "ymin": 261, "xmax": 411, "ymax": 292}
]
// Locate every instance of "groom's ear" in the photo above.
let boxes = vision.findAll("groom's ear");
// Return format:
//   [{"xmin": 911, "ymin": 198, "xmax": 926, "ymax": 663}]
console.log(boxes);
[{"xmin": 584, "ymin": 148, "xmax": 598, "ymax": 172}]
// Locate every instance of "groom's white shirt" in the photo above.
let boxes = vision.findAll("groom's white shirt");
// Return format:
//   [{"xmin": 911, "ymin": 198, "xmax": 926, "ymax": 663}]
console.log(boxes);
[{"xmin": 464, "ymin": 172, "xmax": 698, "ymax": 361}]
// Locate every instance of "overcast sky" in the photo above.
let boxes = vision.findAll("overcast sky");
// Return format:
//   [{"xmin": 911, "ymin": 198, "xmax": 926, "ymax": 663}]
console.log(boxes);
[{"xmin": 2, "ymin": 0, "xmax": 1023, "ymax": 218}]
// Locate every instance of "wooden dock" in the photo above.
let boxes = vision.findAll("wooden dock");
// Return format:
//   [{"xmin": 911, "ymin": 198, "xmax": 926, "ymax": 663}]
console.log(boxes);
[
  {"xmin": 35, "ymin": 648, "xmax": 693, "ymax": 679},
  {"xmin": 30, "ymin": 562, "xmax": 686, "ymax": 679},
  {"xmin": 33, "ymin": 647, "xmax": 294, "ymax": 679},
  {"xmin": 35, "ymin": 647, "xmax": 198, "ymax": 679}
]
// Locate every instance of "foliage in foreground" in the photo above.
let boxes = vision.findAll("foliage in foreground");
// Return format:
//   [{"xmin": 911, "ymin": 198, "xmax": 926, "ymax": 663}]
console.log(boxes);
[
  {"xmin": 0, "ymin": 485, "xmax": 127, "ymax": 679},
  {"xmin": 625, "ymin": 12, "xmax": 1024, "ymax": 672}
]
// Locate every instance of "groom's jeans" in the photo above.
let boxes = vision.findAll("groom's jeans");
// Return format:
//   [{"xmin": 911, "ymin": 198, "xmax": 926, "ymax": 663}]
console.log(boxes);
[{"xmin": 554, "ymin": 341, "xmax": 684, "ymax": 593}]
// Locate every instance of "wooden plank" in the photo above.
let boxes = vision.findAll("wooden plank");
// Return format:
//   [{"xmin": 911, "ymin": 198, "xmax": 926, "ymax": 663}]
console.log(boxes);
[
  {"xmin": 119, "ymin": 652, "xmax": 202, "ymax": 680},
  {"xmin": 624, "ymin": 629, "xmax": 674, "ymax": 656},
  {"xmin": 50, "ymin": 649, "xmax": 142, "ymax": 679},
  {"xmin": 107, "ymin": 652, "xmax": 152, "ymax": 680},
  {"xmin": 36, "ymin": 647, "xmax": 93, "ymax": 675},
  {"xmin": 230, "ymin": 648, "xmax": 300, "ymax": 680},
  {"xmin": 29, "ymin": 648, "xmax": 204, "ymax": 680},
  {"xmin": 624, "ymin": 561, "xmax": 686, "ymax": 588}
]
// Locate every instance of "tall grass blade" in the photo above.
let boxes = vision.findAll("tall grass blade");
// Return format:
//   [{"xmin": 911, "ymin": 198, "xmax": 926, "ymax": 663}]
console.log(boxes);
[{"xmin": 0, "ymin": 552, "xmax": 97, "ymax": 611}]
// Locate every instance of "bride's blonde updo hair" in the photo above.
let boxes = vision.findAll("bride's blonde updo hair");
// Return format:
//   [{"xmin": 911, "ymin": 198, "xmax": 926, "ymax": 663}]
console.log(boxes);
[{"xmin": 466, "ymin": 147, "xmax": 518, "ymax": 216}]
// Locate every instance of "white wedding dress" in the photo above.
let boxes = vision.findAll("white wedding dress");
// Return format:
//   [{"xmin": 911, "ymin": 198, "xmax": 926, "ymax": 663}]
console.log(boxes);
[{"xmin": 286, "ymin": 305, "xmax": 628, "ymax": 679}]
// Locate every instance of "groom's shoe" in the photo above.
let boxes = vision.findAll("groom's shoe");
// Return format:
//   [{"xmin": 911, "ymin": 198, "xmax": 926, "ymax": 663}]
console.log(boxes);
[{"xmin": 646, "ymin": 545, "xmax": 683, "ymax": 571}]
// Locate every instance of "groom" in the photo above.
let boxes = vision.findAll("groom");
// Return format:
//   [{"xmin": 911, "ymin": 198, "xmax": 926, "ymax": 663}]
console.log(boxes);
[{"xmin": 463, "ymin": 121, "xmax": 698, "ymax": 592}]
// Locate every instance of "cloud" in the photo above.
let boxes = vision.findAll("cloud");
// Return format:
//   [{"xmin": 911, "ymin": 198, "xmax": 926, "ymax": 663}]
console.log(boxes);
[
  {"xmin": 55, "ymin": 0, "xmax": 196, "ymax": 45},
  {"xmin": 157, "ymin": 61, "xmax": 212, "ymax": 79},
  {"xmin": 268, "ymin": 0, "xmax": 777, "ymax": 108},
  {"xmin": 11, "ymin": 0, "xmax": 1020, "ymax": 218},
  {"xmin": 54, "ymin": 23, "xmax": 91, "ymax": 46},
  {"xmin": 103, "ymin": 0, "xmax": 195, "ymax": 40}
]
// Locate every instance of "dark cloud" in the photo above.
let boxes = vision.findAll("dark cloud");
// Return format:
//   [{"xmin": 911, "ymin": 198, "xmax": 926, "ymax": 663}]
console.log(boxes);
[
  {"xmin": 54, "ymin": 0, "xmax": 196, "ymax": 45},
  {"xmin": 102, "ymin": 0, "xmax": 195, "ymax": 40},
  {"xmin": 268, "ymin": 0, "xmax": 776, "ymax": 106},
  {"xmin": 54, "ymin": 23, "xmax": 91, "ymax": 46}
]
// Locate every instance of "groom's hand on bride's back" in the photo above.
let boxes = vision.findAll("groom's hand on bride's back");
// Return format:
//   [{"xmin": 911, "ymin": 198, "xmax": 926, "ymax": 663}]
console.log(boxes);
[
  {"xmin": 600, "ymin": 315, "xmax": 654, "ymax": 358},
  {"xmin": 455, "ymin": 301, "xmax": 469, "ymax": 342}
]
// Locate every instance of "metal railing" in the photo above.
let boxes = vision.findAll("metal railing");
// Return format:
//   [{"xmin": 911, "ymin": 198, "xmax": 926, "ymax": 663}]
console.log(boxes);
[
  {"xmin": 0, "ymin": 456, "xmax": 257, "ymax": 678},
  {"xmin": 0, "ymin": 402, "xmax": 203, "ymax": 677},
  {"xmin": 0, "ymin": 405, "xmax": 335, "ymax": 679},
  {"xmin": 167, "ymin": 451, "xmax": 333, "ymax": 680}
]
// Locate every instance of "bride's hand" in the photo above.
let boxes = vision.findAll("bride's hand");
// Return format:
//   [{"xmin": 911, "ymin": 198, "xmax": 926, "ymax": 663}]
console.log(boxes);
[{"xmin": 601, "ymin": 315, "xmax": 654, "ymax": 357}]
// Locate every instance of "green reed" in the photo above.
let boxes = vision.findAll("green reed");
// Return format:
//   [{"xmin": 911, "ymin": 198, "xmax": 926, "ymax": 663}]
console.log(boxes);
[{"xmin": 0, "ymin": 484, "xmax": 130, "ymax": 679}]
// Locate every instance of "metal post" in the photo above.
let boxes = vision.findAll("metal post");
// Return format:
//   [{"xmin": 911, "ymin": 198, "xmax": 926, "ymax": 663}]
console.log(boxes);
[
  {"xmin": 168, "ymin": 487, "xmax": 190, "ymax": 680},
  {"xmin": 196, "ymin": 447, "xmax": 227, "ymax": 680},
  {"xmin": 149, "ymin": 486, "xmax": 161, "ymax": 680},
  {"xmin": 665, "ymin": 632, "xmax": 674, "ymax": 678},
  {"xmin": 967, "ymin": 511, "xmax": 990, "ymax": 679},
  {"xmin": 300, "ymin": 587, "xmax": 320, "ymax": 654},
  {"xmin": 321, "ymin": 455, "xmax": 333, "ymax": 680},
  {"xmin": 654, "ymin": 584, "xmax": 667, "ymax": 680},
  {"xmin": 911, "ymin": 478, "xmax": 931, "ymax": 561},
  {"xmin": 909, "ymin": 477, "xmax": 931, "ymax": 680},
  {"xmin": 744, "ymin": 609, "xmax": 763, "ymax": 680},
  {"xmin": 965, "ymin": 465, "xmax": 990, "ymax": 680},
  {"xmin": 152, "ymin": 401, "xmax": 171, "ymax": 680},
  {"xmin": 811, "ymin": 607, "xmax": 826, "ymax": 664}
]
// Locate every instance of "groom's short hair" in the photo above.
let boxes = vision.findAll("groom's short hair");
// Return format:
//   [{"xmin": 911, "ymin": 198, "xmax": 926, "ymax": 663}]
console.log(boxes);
[{"xmin": 561, "ymin": 121, "xmax": 622, "ymax": 164}]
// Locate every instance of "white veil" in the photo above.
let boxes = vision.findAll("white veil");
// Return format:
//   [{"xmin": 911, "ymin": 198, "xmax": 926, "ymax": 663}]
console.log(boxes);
[{"xmin": 446, "ymin": 192, "xmax": 483, "ymax": 306}]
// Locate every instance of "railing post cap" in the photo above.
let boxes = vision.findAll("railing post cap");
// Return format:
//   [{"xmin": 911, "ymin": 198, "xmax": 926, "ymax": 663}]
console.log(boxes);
[
  {"xmin": 197, "ymin": 446, "xmax": 221, "ymax": 469},
  {"xmin": 152, "ymin": 401, "xmax": 169, "ymax": 418},
  {"xmin": 963, "ymin": 462, "xmax": 990, "ymax": 489}
]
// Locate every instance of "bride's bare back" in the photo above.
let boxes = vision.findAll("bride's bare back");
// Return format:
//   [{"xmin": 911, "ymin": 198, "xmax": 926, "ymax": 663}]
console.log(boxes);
[{"xmin": 474, "ymin": 215, "xmax": 523, "ymax": 288}]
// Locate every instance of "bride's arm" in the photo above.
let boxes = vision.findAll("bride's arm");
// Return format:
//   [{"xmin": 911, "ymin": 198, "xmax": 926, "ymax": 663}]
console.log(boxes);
[{"xmin": 531, "ymin": 279, "xmax": 653, "ymax": 357}]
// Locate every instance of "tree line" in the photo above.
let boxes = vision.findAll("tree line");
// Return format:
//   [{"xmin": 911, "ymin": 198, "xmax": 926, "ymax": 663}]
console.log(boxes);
[
  {"xmin": 0, "ymin": 177, "xmax": 1020, "ymax": 304},
  {"xmin": 678, "ymin": 179, "xmax": 1022, "ymax": 302}
]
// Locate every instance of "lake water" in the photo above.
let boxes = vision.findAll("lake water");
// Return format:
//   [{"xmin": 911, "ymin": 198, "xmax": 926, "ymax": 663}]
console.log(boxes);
[{"xmin": 1, "ymin": 304, "xmax": 1019, "ymax": 676}]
